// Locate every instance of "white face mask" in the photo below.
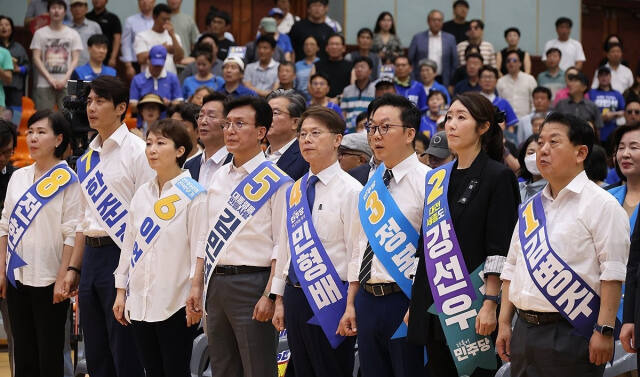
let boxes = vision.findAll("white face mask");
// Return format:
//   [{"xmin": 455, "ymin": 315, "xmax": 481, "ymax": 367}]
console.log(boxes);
[{"xmin": 524, "ymin": 153, "xmax": 539, "ymax": 176}]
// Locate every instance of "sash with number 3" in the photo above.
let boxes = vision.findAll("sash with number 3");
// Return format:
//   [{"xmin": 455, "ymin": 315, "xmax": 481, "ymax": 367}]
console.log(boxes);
[{"xmin": 6, "ymin": 163, "xmax": 78, "ymax": 287}]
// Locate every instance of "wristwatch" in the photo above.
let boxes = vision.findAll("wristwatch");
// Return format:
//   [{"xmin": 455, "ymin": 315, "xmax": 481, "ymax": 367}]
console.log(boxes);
[
  {"xmin": 483, "ymin": 294, "xmax": 501, "ymax": 304},
  {"xmin": 264, "ymin": 292, "xmax": 278, "ymax": 302},
  {"xmin": 593, "ymin": 323, "xmax": 615, "ymax": 337}
]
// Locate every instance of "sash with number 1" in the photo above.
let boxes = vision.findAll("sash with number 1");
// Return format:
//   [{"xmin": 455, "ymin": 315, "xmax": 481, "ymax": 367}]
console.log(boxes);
[
  {"xmin": 423, "ymin": 161, "xmax": 496, "ymax": 376},
  {"xmin": 127, "ymin": 176, "xmax": 205, "ymax": 289},
  {"xmin": 286, "ymin": 173, "xmax": 348, "ymax": 348},
  {"xmin": 6, "ymin": 163, "xmax": 78, "ymax": 287},
  {"xmin": 77, "ymin": 149, "xmax": 130, "ymax": 248},
  {"xmin": 203, "ymin": 161, "xmax": 292, "ymax": 297}
]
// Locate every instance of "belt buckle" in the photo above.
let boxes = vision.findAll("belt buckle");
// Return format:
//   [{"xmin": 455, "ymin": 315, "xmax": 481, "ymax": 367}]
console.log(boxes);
[
  {"xmin": 372, "ymin": 284, "xmax": 385, "ymax": 297},
  {"xmin": 525, "ymin": 312, "xmax": 540, "ymax": 325},
  {"xmin": 214, "ymin": 267, "xmax": 226, "ymax": 275}
]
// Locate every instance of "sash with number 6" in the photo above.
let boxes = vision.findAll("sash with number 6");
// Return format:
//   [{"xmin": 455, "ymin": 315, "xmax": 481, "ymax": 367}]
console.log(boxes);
[
  {"xmin": 77, "ymin": 149, "xmax": 130, "ymax": 248},
  {"xmin": 358, "ymin": 164, "xmax": 418, "ymax": 338},
  {"xmin": 518, "ymin": 194, "xmax": 611, "ymax": 338},
  {"xmin": 203, "ymin": 160, "xmax": 292, "ymax": 298},
  {"xmin": 286, "ymin": 173, "xmax": 348, "ymax": 349},
  {"xmin": 6, "ymin": 163, "xmax": 78, "ymax": 287},
  {"xmin": 423, "ymin": 161, "xmax": 496, "ymax": 376},
  {"xmin": 127, "ymin": 176, "xmax": 205, "ymax": 291}
]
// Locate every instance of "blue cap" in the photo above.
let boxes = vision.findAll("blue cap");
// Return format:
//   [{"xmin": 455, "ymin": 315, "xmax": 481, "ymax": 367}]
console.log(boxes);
[{"xmin": 149, "ymin": 45, "xmax": 167, "ymax": 67}]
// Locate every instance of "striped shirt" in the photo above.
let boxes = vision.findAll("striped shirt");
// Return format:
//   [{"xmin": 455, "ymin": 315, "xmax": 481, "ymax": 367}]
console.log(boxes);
[
  {"xmin": 341, "ymin": 81, "xmax": 375, "ymax": 132},
  {"xmin": 457, "ymin": 40, "xmax": 496, "ymax": 68}
]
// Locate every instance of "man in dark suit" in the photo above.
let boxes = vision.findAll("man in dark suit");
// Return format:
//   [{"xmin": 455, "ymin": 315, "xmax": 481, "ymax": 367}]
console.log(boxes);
[
  {"xmin": 408, "ymin": 9, "xmax": 458, "ymax": 87},
  {"xmin": 185, "ymin": 92, "xmax": 232, "ymax": 185},
  {"xmin": 265, "ymin": 89, "xmax": 309, "ymax": 181}
]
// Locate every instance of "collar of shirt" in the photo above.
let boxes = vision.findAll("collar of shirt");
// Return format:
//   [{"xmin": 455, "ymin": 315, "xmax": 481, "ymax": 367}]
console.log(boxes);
[
  {"xmin": 228, "ymin": 151, "xmax": 266, "ymax": 175},
  {"xmin": 388, "ymin": 152, "xmax": 419, "ymax": 184},
  {"xmin": 394, "ymin": 77, "xmax": 412, "ymax": 87},
  {"xmin": 481, "ymin": 92, "xmax": 496, "ymax": 102},
  {"xmin": 541, "ymin": 170, "xmax": 588, "ymax": 202},
  {"xmin": 543, "ymin": 70, "xmax": 563, "ymax": 79},
  {"xmin": 202, "ymin": 145, "xmax": 229, "ymax": 165},
  {"xmin": 89, "ymin": 123, "xmax": 129, "ymax": 153},
  {"xmin": 145, "ymin": 67, "xmax": 167, "ymax": 79},
  {"xmin": 149, "ymin": 170, "xmax": 191, "ymax": 197},
  {"xmin": 266, "ymin": 137, "xmax": 296, "ymax": 159},
  {"xmin": 368, "ymin": 156, "xmax": 378, "ymax": 171},
  {"xmin": 428, "ymin": 30, "xmax": 442, "ymax": 38},
  {"xmin": 311, "ymin": 160, "xmax": 341, "ymax": 186},
  {"xmin": 257, "ymin": 59, "xmax": 278, "ymax": 71},
  {"xmin": 136, "ymin": 12, "xmax": 153, "ymax": 22},
  {"xmin": 72, "ymin": 19, "xmax": 89, "ymax": 28}
]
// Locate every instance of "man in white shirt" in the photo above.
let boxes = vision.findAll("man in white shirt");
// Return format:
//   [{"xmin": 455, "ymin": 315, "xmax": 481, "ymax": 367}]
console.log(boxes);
[
  {"xmin": 497, "ymin": 50, "xmax": 538, "ymax": 118},
  {"xmin": 274, "ymin": 0, "xmax": 299, "ymax": 34},
  {"xmin": 340, "ymin": 94, "xmax": 429, "ymax": 377},
  {"xmin": 134, "ymin": 3, "xmax": 184, "ymax": 75},
  {"xmin": 542, "ymin": 17, "xmax": 586, "ymax": 71},
  {"xmin": 201, "ymin": 96, "xmax": 291, "ymax": 377},
  {"xmin": 62, "ymin": 76, "xmax": 153, "ymax": 377},
  {"xmin": 265, "ymin": 89, "xmax": 309, "ymax": 180},
  {"xmin": 497, "ymin": 112, "xmax": 629, "ymax": 377},
  {"xmin": 591, "ymin": 42, "xmax": 634, "ymax": 94},
  {"xmin": 184, "ymin": 92, "xmax": 231, "ymax": 185},
  {"xmin": 121, "ymin": 0, "xmax": 155, "ymax": 80}
]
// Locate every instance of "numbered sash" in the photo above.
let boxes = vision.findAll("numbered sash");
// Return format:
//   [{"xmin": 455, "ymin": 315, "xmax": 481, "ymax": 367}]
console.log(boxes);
[
  {"xmin": 77, "ymin": 149, "xmax": 131, "ymax": 248},
  {"xmin": 358, "ymin": 164, "xmax": 419, "ymax": 337},
  {"xmin": 518, "ymin": 194, "xmax": 605, "ymax": 338},
  {"xmin": 203, "ymin": 161, "xmax": 292, "ymax": 297},
  {"xmin": 128, "ymin": 176, "xmax": 205, "ymax": 286},
  {"xmin": 423, "ymin": 161, "xmax": 496, "ymax": 376},
  {"xmin": 286, "ymin": 173, "xmax": 348, "ymax": 349},
  {"xmin": 6, "ymin": 163, "xmax": 78, "ymax": 287}
]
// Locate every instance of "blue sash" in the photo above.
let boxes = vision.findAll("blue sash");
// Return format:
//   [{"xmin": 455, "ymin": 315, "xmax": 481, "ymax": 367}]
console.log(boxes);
[
  {"xmin": 423, "ymin": 161, "xmax": 496, "ymax": 375},
  {"xmin": 77, "ymin": 149, "xmax": 130, "ymax": 248},
  {"xmin": 203, "ymin": 161, "xmax": 292, "ymax": 291},
  {"xmin": 518, "ymin": 194, "xmax": 602, "ymax": 338},
  {"xmin": 6, "ymin": 163, "xmax": 78, "ymax": 287},
  {"xmin": 285, "ymin": 173, "xmax": 348, "ymax": 349}
]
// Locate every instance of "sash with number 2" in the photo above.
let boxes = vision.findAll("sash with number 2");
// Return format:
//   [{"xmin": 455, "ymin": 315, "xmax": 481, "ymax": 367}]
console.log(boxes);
[
  {"xmin": 6, "ymin": 163, "xmax": 78, "ymax": 287},
  {"xmin": 203, "ymin": 161, "xmax": 292, "ymax": 297}
]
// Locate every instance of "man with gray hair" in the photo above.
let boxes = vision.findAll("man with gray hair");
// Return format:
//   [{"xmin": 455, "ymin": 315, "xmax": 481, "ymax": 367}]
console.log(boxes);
[
  {"xmin": 408, "ymin": 9, "xmax": 458, "ymax": 86},
  {"xmin": 266, "ymin": 89, "xmax": 309, "ymax": 180},
  {"xmin": 418, "ymin": 58, "xmax": 451, "ymax": 103}
]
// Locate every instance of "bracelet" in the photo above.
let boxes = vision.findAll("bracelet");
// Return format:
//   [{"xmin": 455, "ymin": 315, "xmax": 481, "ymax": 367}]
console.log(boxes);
[{"xmin": 67, "ymin": 266, "xmax": 81, "ymax": 274}]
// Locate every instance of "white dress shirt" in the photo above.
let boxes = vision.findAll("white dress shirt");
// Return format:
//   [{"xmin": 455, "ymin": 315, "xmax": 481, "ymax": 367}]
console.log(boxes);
[
  {"xmin": 427, "ymin": 31, "xmax": 443, "ymax": 75},
  {"xmin": 199, "ymin": 146, "xmax": 229, "ymax": 188},
  {"xmin": 497, "ymin": 72, "xmax": 538, "ymax": 118},
  {"xmin": 271, "ymin": 162, "xmax": 364, "ymax": 295},
  {"xmin": 591, "ymin": 62, "xmax": 635, "ymax": 94},
  {"xmin": 265, "ymin": 138, "xmax": 296, "ymax": 163},
  {"xmin": 502, "ymin": 171, "xmax": 629, "ymax": 312},
  {"xmin": 0, "ymin": 162, "xmax": 82, "ymax": 287},
  {"xmin": 200, "ymin": 152, "xmax": 291, "ymax": 267},
  {"xmin": 357, "ymin": 153, "xmax": 430, "ymax": 283},
  {"xmin": 542, "ymin": 38, "xmax": 586, "ymax": 72},
  {"xmin": 80, "ymin": 124, "xmax": 155, "ymax": 236},
  {"xmin": 114, "ymin": 171, "xmax": 207, "ymax": 322}
]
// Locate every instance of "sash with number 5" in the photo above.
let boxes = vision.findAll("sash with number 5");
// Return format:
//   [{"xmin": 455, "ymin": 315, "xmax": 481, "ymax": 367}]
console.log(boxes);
[
  {"xmin": 203, "ymin": 161, "xmax": 292, "ymax": 297},
  {"xmin": 423, "ymin": 161, "xmax": 496, "ymax": 376},
  {"xmin": 127, "ymin": 176, "xmax": 205, "ymax": 291},
  {"xmin": 286, "ymin": 173, "xmax": 348, "ymax": 349},
  {"xmin": 6, "ymin": 163, "xmax": 78, "ymax": 287},
  {"xmin": 358, "ymin": 164, "xmax": 418, "ymax": 338},
  {"xmin": 77, "ymin": 149, "xmax": 131, "ymax": 248},
  {"xmin": 518, "ymin": 194, "xmax": 614, "ymax": 338}
]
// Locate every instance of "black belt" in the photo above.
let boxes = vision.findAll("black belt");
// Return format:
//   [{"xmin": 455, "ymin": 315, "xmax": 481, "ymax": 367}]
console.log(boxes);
[
  {"xmin": 85, "ymin": 236, "xmax": 116, "ymax": 248},
  {"xmin": 213, "ymin": 265, "xmax": 270, "ymax": 275},
  {"xmin": 517, "ymin": 309, "xmax": 565, "ymax": 325},
  {"xmin": 363, "ymin": 282, "xmax": 402, "ymax": 297}
]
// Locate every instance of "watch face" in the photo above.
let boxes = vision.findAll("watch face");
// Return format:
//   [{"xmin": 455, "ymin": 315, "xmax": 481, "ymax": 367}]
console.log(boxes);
[{"xmin": 602, "ymin": 326, "xmax": 614, "ymax": 336}]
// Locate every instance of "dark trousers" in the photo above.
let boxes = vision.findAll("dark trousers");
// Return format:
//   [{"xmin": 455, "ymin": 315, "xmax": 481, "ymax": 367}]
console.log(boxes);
[
  {"xmin": 354, "ymin": 289, "xmax": 426, "ymax": 377},
  {"xmin": 79, "ymin": 244, "xmax": 143, "ymax": 377},
  {"xmin": 205, "ymin": 270, "xmax": 278, "ymax": 377},
  {"xmin": 283, "ymin": 284, "xmax": 356, "ymax": 377},
  {"xmin": 510, "ymin": 315, "xmax": 605, "ymax": 377},
  {"xmin": 6, "ymin": 281, "xmax": 69, "ymax": 377},
  {"xmin": 130, "ymin": 307, "xmax": 196, "ymax": 377}
]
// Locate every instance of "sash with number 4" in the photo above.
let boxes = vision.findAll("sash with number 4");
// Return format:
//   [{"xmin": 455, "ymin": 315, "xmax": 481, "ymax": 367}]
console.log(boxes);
[
  {"xmin": 203, "ymin": 161, "xmax": 292, "ymax": 296},
  {"xmin": 128, "ymin": 176, "xmax": 205, "ymax": 287},
  {"xmin": 77, "ymin": 149, "xmax": 130, "ymax": 248},
  {"xmin": 423, "ymin": 161, "xmax": 496, "ymax": 376},
  {"xmin": 6, "ymin": 163, "xmax": 78, "ymax": 287}
]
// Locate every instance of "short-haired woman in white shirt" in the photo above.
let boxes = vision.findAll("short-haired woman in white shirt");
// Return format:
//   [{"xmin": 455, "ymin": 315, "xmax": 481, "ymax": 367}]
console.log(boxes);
[
  {"xmin": 0, "ymin": 109, "xmax": 82, "ymax": 377},
  {"xmin": 113, "ymin": 118, "xmax": 207, "ymax": 377}
]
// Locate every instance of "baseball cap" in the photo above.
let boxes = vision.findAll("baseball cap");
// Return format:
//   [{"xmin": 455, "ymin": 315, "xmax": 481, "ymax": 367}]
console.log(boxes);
[
  {"xmin": 223, "ymin": 56, "xmax": 245, "ymax": 72},
  {"xmin": 149, "ymin": 45, "xmax": 167, "ymax": 67},
  {"xmin": 340, "ymin": 133, "xmax": 372, "ymax": 159},
  {"xmin": 268, "ymin": 8, "xmax": 285, "ymax": 17},
  {"xmin": 426, "ymin": 131, "xmax": 450, "ymax": 159},
  {"xmin": 70, "ymin": 0, "xmax": 88, "ymax": 5},
  {"xmin": 260, "ymin": 17, "xmax": 277, "ymax": 33}
]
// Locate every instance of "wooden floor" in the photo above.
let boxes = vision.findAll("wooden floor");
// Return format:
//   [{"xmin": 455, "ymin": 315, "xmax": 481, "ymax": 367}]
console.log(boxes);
[{"xmin": 0, "ymin": 350, "xmax": 10, "ymax": 377}]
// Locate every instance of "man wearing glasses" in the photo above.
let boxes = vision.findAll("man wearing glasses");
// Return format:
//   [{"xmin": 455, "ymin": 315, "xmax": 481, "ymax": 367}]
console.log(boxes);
[
  {"xmin": 338, "ymin": 94, "xmax": 429, "ymax": 377},
  {"xmin": 185, "ymin": 92, "xmax": 232, "ymax": 185},
  {"xmin": 626, "ymin": 99, "xmax": 640, "ymax": 125}
]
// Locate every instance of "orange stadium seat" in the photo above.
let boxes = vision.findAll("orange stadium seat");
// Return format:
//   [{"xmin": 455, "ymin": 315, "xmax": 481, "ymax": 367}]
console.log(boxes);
[{"xmin": 12, "ymin": 97, "xmax": 36, "ymax": 167}]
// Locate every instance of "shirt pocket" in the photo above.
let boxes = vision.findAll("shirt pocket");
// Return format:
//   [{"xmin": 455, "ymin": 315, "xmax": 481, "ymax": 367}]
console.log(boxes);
[{"xmin": 314, "ymin": 209, "xmax": 342, "ymax": 243}]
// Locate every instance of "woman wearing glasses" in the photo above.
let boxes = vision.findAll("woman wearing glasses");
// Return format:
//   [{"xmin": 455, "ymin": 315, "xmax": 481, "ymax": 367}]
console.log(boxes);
[{"xmin": 408, "ymin": 92, "xmax": 520, "ymax": 376}]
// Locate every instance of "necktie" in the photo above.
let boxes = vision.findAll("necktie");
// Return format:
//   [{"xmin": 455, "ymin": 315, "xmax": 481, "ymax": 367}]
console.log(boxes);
[
  {"xmin": 359, "ymin": 169, "xmax": 394, "ymax": 285},
  {"xmin": 289, "ymin": 175, "xmax": 320, "ymax": 285}
]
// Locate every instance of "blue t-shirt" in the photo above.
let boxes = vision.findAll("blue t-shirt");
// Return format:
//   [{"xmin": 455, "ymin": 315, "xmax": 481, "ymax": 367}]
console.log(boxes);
[
  {"xmin": 454, "ymin": 80, "xmax": 481, "ymax": 95},
  {"xmin": 394, "ymin": 80, "xmax": 427, "ymax": 113},
  {"xmin": 588, "ymin": 88, "xmax": 625, "ymax": 141},
  {"xmin": 130, "ymin": 71, "xmax": 183, "ymax": 102},
  {"xmin": 277, "ymin": 34, "xmax": 293, "ymax": 54},
  {"xmin": 419, "ymin": 116, "xmax": 438, "ymax": 138},
  {"xmin": 295, "ymin": 58, "xmax": 319, "ymax": 100},
  {"xmin": 308, "ymin": 100, "xmax": 344, "ymax": 119},
  {"xmin": 492, "ymin": 97, "xmax": 519, "ymax": 128},
  {"xmin": 222, "ymin": 84, "xmax": 257, "ymax": 98},
  {"xmin": 183, "ymin": 75, "xmax": 224, "ymax": 99},
  {"xmin": 71, "ymin": 63, "xmax": 117, "ymax": 81},
  {"xmin": 425, "ymin": 81, "xmax": 451, "ymax": 105}
]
